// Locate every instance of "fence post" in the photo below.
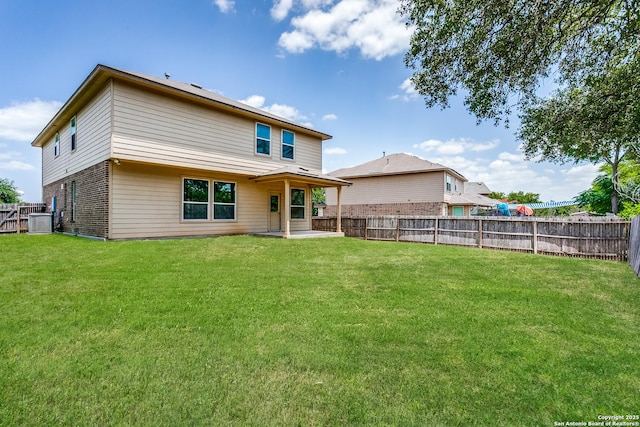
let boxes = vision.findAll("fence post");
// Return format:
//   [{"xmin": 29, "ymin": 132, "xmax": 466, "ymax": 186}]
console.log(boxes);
[
  {"xmin": 532, "ymin": 220, "xmax": 538, "ymax": 254},
  {"xmin": 434, "ymin": 218, "xmax": 439, "ymax": 245},
  {"xmin": 363, "ymin": 217, "xmax": 366, "ymax": 240},
  {"xmin": 478, "ymin": 218, "xmax": 483, "ymax": 248},
  {"xmin": 396, "ymin": 216, "xmax": 400, "ymax": 242},
  {"xmin": 15, "ymin": 205, "xmax": 20, "ymax": 233}
]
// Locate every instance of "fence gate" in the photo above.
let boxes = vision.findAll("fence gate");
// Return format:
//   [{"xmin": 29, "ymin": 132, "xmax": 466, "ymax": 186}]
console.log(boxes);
[{"xmin": 0, "ymin": 204, "xmax": 47, "ymax": 234}]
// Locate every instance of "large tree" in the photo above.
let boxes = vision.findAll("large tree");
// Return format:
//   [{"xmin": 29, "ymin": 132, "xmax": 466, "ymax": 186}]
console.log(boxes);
[
  {"xmin": 400, "ymin": 0, "xmax": 639, "ymax": 124},
  {"xmin": 518, "ymin": 61, "xmax": 639, "ymax": 213}
]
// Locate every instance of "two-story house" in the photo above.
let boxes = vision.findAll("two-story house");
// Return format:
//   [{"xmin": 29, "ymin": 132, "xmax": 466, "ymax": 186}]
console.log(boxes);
[
  {"xmin": 324, "ymin": 153, "xmax": 496, "ymax": 216},
  {"xmin": 31, "ymin": 64, "xmax": 350, "ymax": 240}
]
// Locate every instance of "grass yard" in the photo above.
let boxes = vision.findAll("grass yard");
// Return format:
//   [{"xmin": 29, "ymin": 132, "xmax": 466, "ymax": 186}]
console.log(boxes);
[{"xmin": 1, "ymin": 234, "xmax": 639, "ymax": 426}]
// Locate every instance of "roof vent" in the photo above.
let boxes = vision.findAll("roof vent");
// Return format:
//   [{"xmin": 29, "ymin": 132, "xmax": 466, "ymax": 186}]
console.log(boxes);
[{"xmin": 190, "ymin": 82, "xmax": 203, "ymax": 89}]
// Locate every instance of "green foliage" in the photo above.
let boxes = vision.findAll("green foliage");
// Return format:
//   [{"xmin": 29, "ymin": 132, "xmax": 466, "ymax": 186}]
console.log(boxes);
[
  {"xmin": 312, "ymin": 187, "xmax": 325, "ymax": 216},
  {"xmin": 577, "ymin": 159, "xmax": 640, "ymax": 215},
  {"xmin": 619, "ymin": 202, "xmax": 640, "ymax": 219},
  {"xmin": 577, "ymin": 175, "xmax": 616, "ymax": 214},
  {"xmin": 400, "ymin": 0, "xmax": 638, "ymax": 124},
  {"xmin": 506, "ymin": 191, "xmax": 541, "ymax": 204},
  {"xmin": 488, "ymin": 191, "xmax": 506, "ymax": 200},
  {"xmin": 0, "ymin": 177, "xmax": 21, "ymax": 203},
  {"xmin": 1, "ymin": 235, "xmax": 638, "ymax": 425}
]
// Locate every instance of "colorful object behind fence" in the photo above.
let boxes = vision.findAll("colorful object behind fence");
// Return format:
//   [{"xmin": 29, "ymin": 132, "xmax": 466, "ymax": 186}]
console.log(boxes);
[
  {"xmin": 497, "ymin": 203, "xmax": 511, "ymax": 216},
  {"xmin": 516, "ymin": 204, "xmax": 534, "ymax": 216}
]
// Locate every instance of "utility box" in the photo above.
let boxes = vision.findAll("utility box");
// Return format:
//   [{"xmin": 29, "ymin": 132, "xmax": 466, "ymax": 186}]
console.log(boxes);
[{"xmin": 28, "ymin": 213, "xmax": 53, "ymax": 234}]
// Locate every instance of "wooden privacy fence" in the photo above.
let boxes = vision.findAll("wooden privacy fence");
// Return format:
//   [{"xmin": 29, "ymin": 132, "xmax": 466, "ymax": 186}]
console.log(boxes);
[
  {"xmin": 313, "ymin": 216, "xmax": 630, "ymax": 261},
  {"xmin": 629, "ymin": 216, "xmax": 640, "ymax": 276},
  {"xmin": 0, "ymin": 203, "xmax": 47, "ymax": 234}
]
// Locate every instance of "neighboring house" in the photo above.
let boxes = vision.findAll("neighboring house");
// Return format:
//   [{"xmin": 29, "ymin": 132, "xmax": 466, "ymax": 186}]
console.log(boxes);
[
  {"xmin": 31, "ymin": 64, "xmax": 350, "ymax": 239},
  {"xmin": 324, "ymin": 153, "xmax": 496, "ymax": 216}
]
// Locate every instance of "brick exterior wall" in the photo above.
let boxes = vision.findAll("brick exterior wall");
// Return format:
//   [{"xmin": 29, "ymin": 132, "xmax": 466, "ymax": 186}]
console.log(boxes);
[
  {"xmin": 43, "ymin": 161, "xmax": 110, "ymax": 239},
  {"xmin": 323, "ymin": 202, "xmax": 447, "ymax": 217}
]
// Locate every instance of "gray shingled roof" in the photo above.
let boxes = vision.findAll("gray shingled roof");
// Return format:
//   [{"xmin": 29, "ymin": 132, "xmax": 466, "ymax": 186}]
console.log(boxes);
[
  {"xmin": 464, "ymin": 181, "xmax": 492, "ymax": 195},
  {"xmin": 328, "ymin": 153, "xmax": 467, "ymax": 181}
]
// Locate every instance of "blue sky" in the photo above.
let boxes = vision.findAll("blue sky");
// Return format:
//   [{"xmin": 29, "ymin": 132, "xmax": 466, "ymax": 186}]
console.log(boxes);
[{"xmin": 0, "ymin": 0, "xmax": 599, "ymax": 202}]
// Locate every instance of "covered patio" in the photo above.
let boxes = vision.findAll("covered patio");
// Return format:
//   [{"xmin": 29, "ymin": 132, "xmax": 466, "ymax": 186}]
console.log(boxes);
[{"xmin": 251, "ymin": 166, "xmax": 351, "ymax": 238}]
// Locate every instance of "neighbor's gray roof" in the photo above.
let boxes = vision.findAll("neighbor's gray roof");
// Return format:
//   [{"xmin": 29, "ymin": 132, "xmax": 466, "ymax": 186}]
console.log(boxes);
[
  {"xmin": 464, "ymin": 181, "xmax": 492, "ymax": 195},
  {"xmin": 447, "ymin": 192, "xmax": 498, "ymax": 207},
  {"xmin": 328, "ymin": 153, "xmax": 467, "ymax": 181}
]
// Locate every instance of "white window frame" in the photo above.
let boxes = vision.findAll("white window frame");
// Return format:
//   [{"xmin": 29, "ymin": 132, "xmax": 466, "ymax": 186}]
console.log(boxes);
[
  {"xmin": 182, "ymin": 177, "xmax": 210, "ymax": 221},
  {"xmin": 70, "ymin": 115, "xmax": 77, "ymax": 152},
  {"xmin": 213, "ymin": 180, "xmax": 237, "ymax": 221},
  {"xmin": 255, "ymin": 123, "xmax": 271, "ymax": 156},
  {"xmin": 290, "ymin": 188, "xmax": 306, "ymax": 220},
  {"xmin": 281, "ymin": 129, "xmax": 295, "ymax": 160},
  {"xmin": 446, "ymin": 174, "xmax": 452, "ymax": 192},
  {"xmin": 54, "ymin": 132, "xmax": 60, "ymax": 157}
]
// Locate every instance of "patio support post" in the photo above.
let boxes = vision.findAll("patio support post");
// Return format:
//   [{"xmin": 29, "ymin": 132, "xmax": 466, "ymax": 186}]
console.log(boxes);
[
  {"xmin": 336, "ymin": 186, "xmax": 343, "ymax": 233},
  {"xmin": 284, "ymin": 179, "xmax": 291, "ymax": 238}
]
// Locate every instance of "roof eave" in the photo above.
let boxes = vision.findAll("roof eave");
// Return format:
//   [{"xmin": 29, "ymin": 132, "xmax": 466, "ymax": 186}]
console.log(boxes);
[
  {"xmin": 334, "ymin": 168, "xmax": 467, "ymax": 181},
  {"xmin": 252, "ymin": 172, "xmax": 351, "ymax": 187}
]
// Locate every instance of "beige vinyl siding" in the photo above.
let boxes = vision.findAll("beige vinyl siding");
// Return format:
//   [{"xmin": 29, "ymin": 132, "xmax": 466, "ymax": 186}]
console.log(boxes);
[
  {"xmin": 111, "ymin": 82, "xmax": 322, "ymax": 174},
  {"xmin": 42, "ymin": 83, "xmax": 112, "ymax": 186},
  {"xmin": 110, "ymin": 163, "xmax": 270, "ymax": 239},
  {"xmin": 326, "ymin": 172, "xmax": 446, "ymax": 205}
]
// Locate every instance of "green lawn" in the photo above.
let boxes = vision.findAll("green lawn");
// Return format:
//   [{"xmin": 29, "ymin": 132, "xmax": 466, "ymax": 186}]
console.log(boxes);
[{"xmin": 1, "ymin": 234, "xmax": 638, "ymax": 426}]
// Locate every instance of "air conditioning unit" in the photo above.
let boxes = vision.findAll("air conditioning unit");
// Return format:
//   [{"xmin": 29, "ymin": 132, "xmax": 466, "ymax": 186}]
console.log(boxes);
[{"xmin": 28, "ymin": 213, "xmax": 53, "ymax": 234}]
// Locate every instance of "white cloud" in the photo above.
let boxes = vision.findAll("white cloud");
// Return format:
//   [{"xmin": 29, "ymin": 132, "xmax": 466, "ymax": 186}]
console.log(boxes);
[
  {"xmin": 428, "ymin": 149, "xmax": 599, "ymax": 201},
  {"xmin": 238, "ymin": 95, "xmax": 308, "ymax": 123},
  {"xmin": 238, "ymin": 95, "xmax": 266, "ymax": 109},
  {"xmin": 0, "ymin": 99, "xmax": 62, "ymax": 142},
  {"xmin": 278, "ymin": 0, "xmax": 412, "ymax": 60},
  {"xmin": 0, "ymin": 160, "xmax": 35, "ymax": 171},
  {"xmin": 271, "ymin": 0, "xmax": 294, "ymax": 21},
  {"xmin": 0, "ymin": 151, "xmax": 35, "ymax": 170},
  {"xmin": 213, "ymin": 0, "xmax": 235, "ymax": 13},
  {"xmin": 322, "ymin": 113, "xmax": 337, "ymax": 120},
  {"xmin": 497, "ymin": 152, "xmax": 522, "ymax": 162},
  {"xmin": 414, "ymin": 138, "xmax": 499, "ymax": 156},
  {"xmin": 324, "ymin": 147, "xmax": 347, "ymax": 155},
  {"xmin": 398, "ymin": 78, "xmax": 418, "ymax": 101}
]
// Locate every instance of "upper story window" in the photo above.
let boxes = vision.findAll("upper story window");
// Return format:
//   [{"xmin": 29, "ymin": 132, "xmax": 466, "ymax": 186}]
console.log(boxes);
[
  {"xmin": 70, "ymin": 116, "xmax": 77, "ymax": 151},
  {"xmin": 291, "ymin": 188, "xmax": 305, "ymax": 219},
  {"xmin": 256, "ymin": 123, "xmax": 271, "ymax": 156},
  {"xmin": 183, "ymin": 178, "xmax": 209, "ymax": 220},
  {"xmin": 282, "ymin": 130, "xmax": 295, "ymax": 160},
  {"xmin": 213, "ymin": 181, "xmax": 236, "ymax": 220},
  {"xmin": 446, "ymin": 174, "xmax": 452, "ymax": 192},
  {"xmin": 54, "ymin": 133, "xmax": 60, "ymax": 157}
]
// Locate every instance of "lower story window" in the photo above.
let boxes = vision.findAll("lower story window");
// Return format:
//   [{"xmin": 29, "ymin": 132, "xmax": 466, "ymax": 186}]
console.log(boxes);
[
  {"xmin": 452, "ymin": 206, "xmax": 464, "ymax": 216},
  {"xmin": 291, "ymin": 188, "xmax": 305, "ymax": 219},
  {"xmin": 183, "ymin": 178, "xmax": 209, "ymax": 220},
  {"xmin": 214, "ymin": 181, "xmax": 236, "ymax": 220}
]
